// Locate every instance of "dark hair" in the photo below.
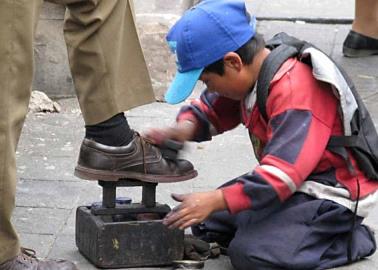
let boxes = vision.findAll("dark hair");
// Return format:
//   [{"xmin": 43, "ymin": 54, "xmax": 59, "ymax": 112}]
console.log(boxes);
[{"xmin": 203, "ymin": 33, "xmax": 265, "ymax": 76}]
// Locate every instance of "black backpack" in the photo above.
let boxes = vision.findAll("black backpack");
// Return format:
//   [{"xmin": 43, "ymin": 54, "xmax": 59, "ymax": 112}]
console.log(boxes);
[{"xmin": 256, "ymin": 32, "xmax": 378, "ymax": 181}]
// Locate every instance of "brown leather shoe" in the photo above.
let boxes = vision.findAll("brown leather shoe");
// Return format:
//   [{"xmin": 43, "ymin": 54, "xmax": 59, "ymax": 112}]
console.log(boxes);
[
  {"xmin": 0, "ymin": 248, "xmax": 77, "ymax": 270},
  {"xmin": 74, "ymin": 133, "xmax": 198, "ymax": 183}
]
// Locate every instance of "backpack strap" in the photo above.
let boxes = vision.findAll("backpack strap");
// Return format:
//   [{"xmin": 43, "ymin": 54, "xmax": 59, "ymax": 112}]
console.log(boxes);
[
  {"xmin": 265, "ymin": 32, "xmax": 305, "ymax": 51},
  {"xmin": 259, "ymin": 34, "xmax": 378, "ymax": 180},
  {"xmin": 328, "ymin": 135, "xmax": 362, "ymax": 148},
  {"xmin": 256, "ymin": 44, "xmax": 299, "ymax": 121}
]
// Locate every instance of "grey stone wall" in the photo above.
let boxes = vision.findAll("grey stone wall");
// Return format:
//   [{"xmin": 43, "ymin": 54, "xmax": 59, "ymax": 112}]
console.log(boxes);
[
  {"xmin": 136, "ymin": 1, "xmax": 194, "ymax": 101},
  {"xmin": 33, "ymin": 1, "xmax": 195, "ymax": 99},
  {"xmin": 33, "ymin": 3, "xmax": 68, "ymax": 98}
]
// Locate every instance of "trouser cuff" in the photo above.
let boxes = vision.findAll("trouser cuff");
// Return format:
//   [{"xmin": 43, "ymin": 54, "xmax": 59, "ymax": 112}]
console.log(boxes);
[{"xmin": 0, "ymin": 242, "xmax": 20, "ymax": 265}]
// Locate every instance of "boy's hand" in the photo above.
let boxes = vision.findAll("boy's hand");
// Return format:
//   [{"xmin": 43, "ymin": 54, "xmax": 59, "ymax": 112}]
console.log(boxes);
[
  {"xmin": 144, "ymin": 120, "xmax": 197, "ymax": 145},
  {"xmin": 163, "ymin": 190, "xmax": 227, "ymax": 230}
]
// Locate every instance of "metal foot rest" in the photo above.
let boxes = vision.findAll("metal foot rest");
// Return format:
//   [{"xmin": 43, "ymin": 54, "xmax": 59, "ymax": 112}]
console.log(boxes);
[{"xmin": 75, "ymin": 179, "xmax": 184, "ymax": 269}]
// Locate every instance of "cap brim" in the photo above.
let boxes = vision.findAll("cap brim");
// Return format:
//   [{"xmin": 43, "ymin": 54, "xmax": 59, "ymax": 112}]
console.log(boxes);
[{"xmin": 165, "ymin": 68, "xmax": 204, "ymax": 104}]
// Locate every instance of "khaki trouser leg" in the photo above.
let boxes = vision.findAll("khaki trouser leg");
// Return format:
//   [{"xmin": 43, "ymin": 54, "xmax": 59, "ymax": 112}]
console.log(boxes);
[
  {"xmin": 61, "ymin": 0, "xmax": 155, "ymax": 125},
  {"xmin": 0, "ymin": 0, "xmax": 153, "ymax": 263},
  {"xmin": 0, "ymin": 0, "xmax": 43, "ymax": 264}
]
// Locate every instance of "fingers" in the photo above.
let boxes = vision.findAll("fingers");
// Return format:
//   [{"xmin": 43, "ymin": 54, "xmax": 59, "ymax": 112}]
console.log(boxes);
[
  {"xmin": 163, "ymin": 203, "xmax": 204, "ymax": 230},
  {"xmin": 144, "ymin": 127, "xmax": 183, "ymax": 145},
  {"xmin": 163, "ymin": 208, "xmax": 186, "ymax": 228},
  {"xmin": 163, "ymin": 209, "xmax": 201, "ymax": 230},
  {"xmin": 163, "ymin": 192, "xmax": 213, "ymax": 230},
  {"xmin": 180, "ymin": 219, "xmax": 200, "ymax": 230},
  {"xmin": 169, "ymin": 217, "xmax": 200, "ymax": 230},
  {"xmin": 171, "ymin": 193, "xmax": 185, "ymax": 202},
  {"xmin": 143, "ymin": 128, "xmax": 166, "ymax": 145}
]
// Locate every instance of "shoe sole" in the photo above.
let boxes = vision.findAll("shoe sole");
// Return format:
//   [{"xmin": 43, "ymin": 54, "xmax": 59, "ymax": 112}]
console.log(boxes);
[
  {"xmin": 343, "ymin": 46, "xmax": 378, "ymax": 57},
  {"xmin": 74, "ymin": 165, "xmax": 198, "ymax": 183}
]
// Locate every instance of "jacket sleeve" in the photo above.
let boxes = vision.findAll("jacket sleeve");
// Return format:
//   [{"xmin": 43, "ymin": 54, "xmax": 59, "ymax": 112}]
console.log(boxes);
[
  {"xmin": 221, "ymin": 61, "xmax": 340, "ymax": 214},
  {"xmin": 177, "ymin": 89, "xmax": 242, "ymax": 142}
]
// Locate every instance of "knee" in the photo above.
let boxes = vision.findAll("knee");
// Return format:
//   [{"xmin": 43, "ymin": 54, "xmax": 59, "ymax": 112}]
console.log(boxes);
[
  {"xmin": 228, "ymin": 238, "xmax": 280, "ymax": 270},
  {"xmin": 228, "ymin": 237, "xmax": 250, "ymax": 270},
  {"xmin": 354, "ymin": 225, "xmax": 377, "ymax": 259}
]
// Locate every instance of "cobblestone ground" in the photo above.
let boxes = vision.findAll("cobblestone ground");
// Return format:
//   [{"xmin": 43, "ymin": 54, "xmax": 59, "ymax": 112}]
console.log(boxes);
[{"xmin": 14, "ymin": 0, "xmax": 378, "ymax": 269}]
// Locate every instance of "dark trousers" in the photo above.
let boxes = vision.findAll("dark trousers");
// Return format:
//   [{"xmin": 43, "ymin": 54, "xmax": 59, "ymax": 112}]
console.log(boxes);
[{"xmin": 192, "ymin": 193, "xmax": 376, "ymax": 270}]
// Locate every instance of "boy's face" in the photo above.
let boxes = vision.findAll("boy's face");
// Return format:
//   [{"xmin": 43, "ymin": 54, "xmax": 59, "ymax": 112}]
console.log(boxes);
[{"xmin": 199, "ymin": 52, "xmax": 254, "ymax": 101}]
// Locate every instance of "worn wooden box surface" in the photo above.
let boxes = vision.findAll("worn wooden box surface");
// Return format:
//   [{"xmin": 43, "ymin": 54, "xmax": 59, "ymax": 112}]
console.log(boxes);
[{"xmin": 76, "ymin": 206, "xmax": 184, "ymax": 268}]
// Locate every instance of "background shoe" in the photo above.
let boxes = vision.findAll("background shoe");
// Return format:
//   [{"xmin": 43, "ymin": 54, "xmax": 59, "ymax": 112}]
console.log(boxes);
[
  {"xmin": 343, "ymin": 30, "xmax": 378, "ymax": 57},
  {"xmin": 0, "ymin": 248, "xmax": 77, "ymax": 270},
  {"xmin": 183, "ymin": 235, "xmax": 221, "ymax": 261},
  {"xmin": 75, "ymin": 132, "xmax": 198, "ymax": 183}
]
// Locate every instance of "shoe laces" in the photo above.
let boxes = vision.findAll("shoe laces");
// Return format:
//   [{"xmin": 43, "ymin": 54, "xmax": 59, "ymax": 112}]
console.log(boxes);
[
  {"xmin": 136, "ymin": 132, "xmax": 152, "ymax": 175},
  {"xmin": 20, "ymin": 247, "xmax": 37, "ymax": 258},
  {"xmin": 137, "ymin": 132, "xmax": 172, "ymax": 174},
  {"xmin": 18, "ymin": 247, "xmax": 38, "ymax": 265}
]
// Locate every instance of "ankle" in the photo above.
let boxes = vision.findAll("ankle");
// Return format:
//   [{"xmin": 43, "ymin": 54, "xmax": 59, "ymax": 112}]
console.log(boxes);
[
  {"xmin": 85, "ymin": 113, "xmax": 134, "ymax": 146},
  {"xmin": 352, "ymin": 22, "xmax": 378, "ymax": 39}
]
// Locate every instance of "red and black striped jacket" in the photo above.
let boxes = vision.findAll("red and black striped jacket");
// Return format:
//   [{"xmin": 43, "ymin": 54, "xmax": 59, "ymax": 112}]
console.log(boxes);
[{"xmin": 177, "ymin": 58, "xmax": 378, "ymax": 216}]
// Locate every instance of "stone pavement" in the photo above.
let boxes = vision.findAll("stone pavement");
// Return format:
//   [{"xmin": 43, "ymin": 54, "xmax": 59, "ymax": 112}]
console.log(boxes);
[{"xmin": 13, "ymin": 0, "xmax": 378, "ymax": 269}]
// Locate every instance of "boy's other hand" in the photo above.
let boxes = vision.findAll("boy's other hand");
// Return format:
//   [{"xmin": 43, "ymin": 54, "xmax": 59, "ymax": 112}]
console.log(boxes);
[
  {"xmin": 143, "ymin": 120, "xmax": 197, "ymax": 145},
  {"xmin": 163, "ymin": 190, "xmax": 227, "ymax": 230}
]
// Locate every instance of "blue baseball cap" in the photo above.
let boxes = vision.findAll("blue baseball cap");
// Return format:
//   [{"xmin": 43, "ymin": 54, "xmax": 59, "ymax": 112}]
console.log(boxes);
[{"xmin": 165, "ymin": 0, "xmax": 256, "ymax": 104}]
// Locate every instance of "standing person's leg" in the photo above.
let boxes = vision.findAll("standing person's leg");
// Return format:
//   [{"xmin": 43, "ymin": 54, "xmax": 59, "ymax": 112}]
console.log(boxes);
[
  {"xmin": 63, "ymin": 0, "xmax": 155, "ymax": 125},
  {"xmin": 343, "ymin": 0, "xmax": 378, "ymax": 57},
  {"xmin": 0, "ymin": 1, "xmax": 76, "ymax": 269},
  {"xmin": 60, "ymin": 0, "xmax": 197, "ymax": 183},
  {"xmin": 0, "ymin": 0, "xmax": 43, "ymax": 264},
  {"xmin": 352, "ymin": 0, "xmax": 378, "ymax": 39}
]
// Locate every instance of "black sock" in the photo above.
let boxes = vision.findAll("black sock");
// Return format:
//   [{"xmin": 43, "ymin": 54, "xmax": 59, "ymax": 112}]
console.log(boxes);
[{"xmin": 85, "ymin": 113, "xmax": 134, "ymax": 146}]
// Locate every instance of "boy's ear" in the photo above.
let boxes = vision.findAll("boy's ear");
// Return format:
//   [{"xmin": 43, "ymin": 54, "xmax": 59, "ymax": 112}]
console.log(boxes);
[{"xmin": 223, "ymin": 52, "xmax": 243, "ymax": 72}]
